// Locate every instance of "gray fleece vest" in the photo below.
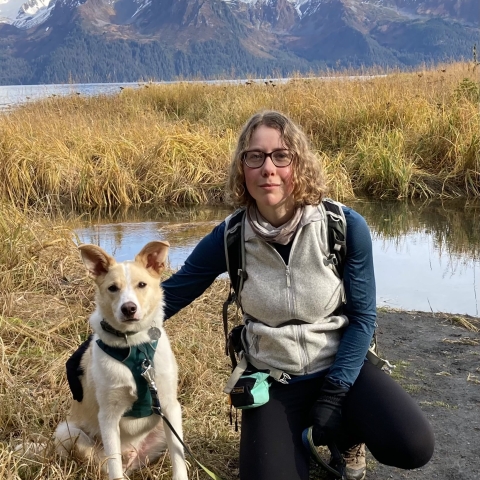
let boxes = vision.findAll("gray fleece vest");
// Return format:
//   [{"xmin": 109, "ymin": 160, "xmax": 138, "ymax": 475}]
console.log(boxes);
[{"xmin": 239, "ymin": 203, "xmax": 348, "ymax": 376}]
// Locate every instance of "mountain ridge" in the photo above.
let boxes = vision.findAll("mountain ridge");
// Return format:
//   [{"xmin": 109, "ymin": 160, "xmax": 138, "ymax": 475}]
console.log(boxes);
[{"xmin": 0, "ymin": 0, "xmax": 478, "ymax": 85}]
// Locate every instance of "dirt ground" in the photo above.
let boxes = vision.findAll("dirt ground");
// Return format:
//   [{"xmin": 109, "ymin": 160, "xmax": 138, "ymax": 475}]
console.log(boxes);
[{"xmin": 363, "ymin": 310, "xmax": 480, "ymax": 480}]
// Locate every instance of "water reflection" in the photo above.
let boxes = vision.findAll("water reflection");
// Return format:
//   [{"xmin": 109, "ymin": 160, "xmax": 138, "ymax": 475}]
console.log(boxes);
[
  {"xmin": 75, "ymin": 199, "xmax": 480, "ymax": 317},
  {"xmin": 75, "ymin": 205, "xmax": 233, "ymax": 269},
  {"xmin": 346, "ymin": 198, "xmax": 479, "ymax": 316},
  {"xmin": 352, "ymin": 198, "xmax": 480, "ymax": 259}
]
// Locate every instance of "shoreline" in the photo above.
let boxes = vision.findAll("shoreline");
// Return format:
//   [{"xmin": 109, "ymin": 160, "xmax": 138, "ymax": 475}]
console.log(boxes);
[{"xmin": 376, "ymin": 306, "xmax": 480, "ymax": 321}]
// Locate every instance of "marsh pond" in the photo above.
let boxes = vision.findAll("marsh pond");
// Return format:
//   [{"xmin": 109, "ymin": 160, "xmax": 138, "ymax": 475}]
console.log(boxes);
[{"xmin": 75, "ymin": 197, "xmax": 480, "ymax": 319}]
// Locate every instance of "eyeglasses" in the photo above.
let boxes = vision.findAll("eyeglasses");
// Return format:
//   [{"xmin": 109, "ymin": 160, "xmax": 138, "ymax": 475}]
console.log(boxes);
[{"xmin": 242, "ymin": 149, "xmax": 293, "ymax": 168}]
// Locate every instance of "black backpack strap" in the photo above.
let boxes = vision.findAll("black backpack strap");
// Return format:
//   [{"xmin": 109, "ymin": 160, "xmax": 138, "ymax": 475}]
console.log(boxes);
[
  {"xmin": 322, "ymin": 199, "xmax": 347, "ymax": 278},
  {"xmin": 223, "ymin": 209, "xmax": 247, "ymax": 365},
  {"xmin": 224, "ymin": 208, "xmax": 248, "ymax": 300}
]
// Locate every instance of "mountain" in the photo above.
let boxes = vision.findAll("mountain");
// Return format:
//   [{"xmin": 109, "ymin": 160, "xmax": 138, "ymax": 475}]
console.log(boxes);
[{"xmin": 0, "ymin": 0, "xmax": 478, "ymax": 85}]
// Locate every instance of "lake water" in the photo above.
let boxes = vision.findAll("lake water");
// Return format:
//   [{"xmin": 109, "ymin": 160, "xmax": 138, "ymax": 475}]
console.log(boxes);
[
  {"xmin": 0, "ymin": 82, "xmax": 144, "ymax": 111},
  {"xmin": 0, "ymin": 76, "xmax": 385, "ymax": 111},
  {"xmin": 75, "ymin": 199, "xmax": 480, "ymax": 318}
]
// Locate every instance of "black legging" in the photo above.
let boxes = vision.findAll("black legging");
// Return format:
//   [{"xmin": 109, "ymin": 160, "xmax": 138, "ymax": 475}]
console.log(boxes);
[{"xmin": 239, "ymin": 361, "xmax": 435, "ymax": 480}]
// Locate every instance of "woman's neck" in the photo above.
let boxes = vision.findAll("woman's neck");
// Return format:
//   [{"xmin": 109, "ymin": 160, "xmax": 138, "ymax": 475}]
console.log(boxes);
[{"xmin": 256, "ymin": 202, "xmax": 296, "ymax": 227}]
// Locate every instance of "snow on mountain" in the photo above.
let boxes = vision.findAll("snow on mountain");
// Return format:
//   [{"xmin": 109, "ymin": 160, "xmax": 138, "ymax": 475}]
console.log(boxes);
[
  {"xmin": 222, "ymin": 0, "xmax": 312, "ymax": 17},
  {"xmin": 227, "ymin": 0, "xmax": 310, "ymax": 4},
  {"xmin": 0, "ymin": 0, "xmax": 316, "ymax": 28},
  {"xmin": 0, "ymin": 0, "xmax": 25, "ymax": 22},
  {"xmin": 0, "ymin": 0, "xmax": 475, "ymax": 32},
  {"xmin": 15, "ymin": 0, "xmax": 54, "ymax": 28},
  {"xmin": 131, "ymin": 0, "xmax": 151, "ymax": 20},
  {"xmin": 0, "ymin": 0, "xmax": 54, "ymax": 28}
]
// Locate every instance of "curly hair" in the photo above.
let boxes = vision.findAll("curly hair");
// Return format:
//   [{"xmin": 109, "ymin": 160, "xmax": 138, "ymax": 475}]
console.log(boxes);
[{"xmin": 226, "ymin": 110, "xmax": 328, "ymax": 208}]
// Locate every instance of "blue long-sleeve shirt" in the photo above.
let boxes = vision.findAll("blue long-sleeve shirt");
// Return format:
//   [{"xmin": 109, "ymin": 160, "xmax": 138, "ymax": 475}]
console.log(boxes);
[{"xmin": 162, "ymin": 206, "xmax": 376, "ymax": 389}]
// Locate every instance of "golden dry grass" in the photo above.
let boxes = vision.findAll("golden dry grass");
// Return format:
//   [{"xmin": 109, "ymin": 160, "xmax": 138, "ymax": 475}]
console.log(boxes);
[
  {"xmin": 0, "ymin": 62, "xmax": 478, "ymax": 210},
  {"xmin": 448, "ymin": 315, "xmax": 479, "ymax": 332}
]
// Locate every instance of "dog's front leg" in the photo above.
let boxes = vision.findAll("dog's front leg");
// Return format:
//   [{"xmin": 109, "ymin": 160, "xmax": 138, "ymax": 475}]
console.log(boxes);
[{"xmin": 98, "ymin": 410, "xmax": 125, "ymax": 480}]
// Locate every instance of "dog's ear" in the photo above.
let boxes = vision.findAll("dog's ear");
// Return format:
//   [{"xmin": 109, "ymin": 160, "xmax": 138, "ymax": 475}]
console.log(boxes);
[
  {"xmin": 135, "ymin": 241, "xmax": 170, "ymax": 276},
  {"xmin": 79, "ymin": 244, "xmax": 116, "ymax": 278}
]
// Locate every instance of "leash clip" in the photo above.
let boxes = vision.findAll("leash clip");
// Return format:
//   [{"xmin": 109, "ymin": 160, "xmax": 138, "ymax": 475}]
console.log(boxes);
[
  {"xmin": 140, "ymin": 359, "xmax": 156, "ymax": 386},
  {"xmin": 140, "ymin": 359, "xmax": 163, "ymax": 416}
]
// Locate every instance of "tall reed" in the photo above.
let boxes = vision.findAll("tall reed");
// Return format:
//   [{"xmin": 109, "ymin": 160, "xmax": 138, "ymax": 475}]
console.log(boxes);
[
  {"xmin": 0, "ymin": 204, "xmax": 77, "ymax": 297},
  {"xmin": 0, "ymin": 62, "xmax": 478, "ymax": 209}
]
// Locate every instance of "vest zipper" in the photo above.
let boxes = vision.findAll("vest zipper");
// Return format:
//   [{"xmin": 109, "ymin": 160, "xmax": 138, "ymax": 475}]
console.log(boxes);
[
  {"xmin": 285, "ymin": 265, "xmax": 293, "ymax": 316},
  {"xmin": 296, "ymin": 324, "xmax": 308, "ymax": 375},
  {"xmin": 285, "ymin": 228, "xmax": 303, "ymax": 319},
  {"xmin": 260, "ymin": 241, "xmax": 295, "ymax": 318},
  {"xmin": 286, "ymin": 265, "xmax": 291, "ymax": 287}
]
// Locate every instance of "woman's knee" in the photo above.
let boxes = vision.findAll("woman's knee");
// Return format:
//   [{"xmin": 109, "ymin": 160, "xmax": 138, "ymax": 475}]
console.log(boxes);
[
  {"xmin": 380, "ymin": 438, "xmax": 434, "ymax": 470},
  {"xmin": 345, "ymin": 361, "xmax": 435, "ymax": 469},
  {"xmin": 396, "ymin": 423, "xmax": 435, "ymax": 469}
]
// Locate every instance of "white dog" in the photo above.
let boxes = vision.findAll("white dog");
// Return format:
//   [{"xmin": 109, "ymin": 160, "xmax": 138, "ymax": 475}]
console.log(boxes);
[{"xmin": 54, "ymin": 241, "xmax": 188, "ymax": 480}]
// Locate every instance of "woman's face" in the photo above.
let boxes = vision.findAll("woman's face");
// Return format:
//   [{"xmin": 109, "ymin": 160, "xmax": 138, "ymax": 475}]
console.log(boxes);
[{"xmin": 243, "ymin": 125, "xmax": 295, "ymax": 227}]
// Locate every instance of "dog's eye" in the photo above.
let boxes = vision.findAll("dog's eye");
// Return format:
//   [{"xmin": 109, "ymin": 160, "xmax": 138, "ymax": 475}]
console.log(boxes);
[
  {"xmin": 108, "ymin": 284, "xmax": 119, "ymax": 292},
  {"xmin": 138, "ymin": 282, "xmax": 147, "ymax": 288}
]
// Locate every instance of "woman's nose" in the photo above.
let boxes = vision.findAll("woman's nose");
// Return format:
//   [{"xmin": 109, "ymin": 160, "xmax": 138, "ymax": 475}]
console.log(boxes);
[{"xmin": 260, "ymin": 155, "xmax": 276, "ymax": 175}]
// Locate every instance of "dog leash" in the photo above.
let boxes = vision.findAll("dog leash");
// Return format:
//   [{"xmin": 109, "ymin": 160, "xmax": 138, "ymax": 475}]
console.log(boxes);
[
  {"xmin": 301, "ymin": 427, "xmax": 347, "ymax": 479},
  {"xmin": 140, "ymin": 360, "xmax": 225, "ymax": 480}
]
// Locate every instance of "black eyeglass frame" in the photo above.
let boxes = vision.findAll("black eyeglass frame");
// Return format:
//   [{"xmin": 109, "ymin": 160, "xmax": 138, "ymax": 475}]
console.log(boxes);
[{"xmin": 241, "ymin": 149, "xmax": 294, "ymax": 169}]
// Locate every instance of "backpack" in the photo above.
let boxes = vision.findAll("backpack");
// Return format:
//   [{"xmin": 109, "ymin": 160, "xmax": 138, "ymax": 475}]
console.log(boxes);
[{"xmin": 222, "ymin": 199, "xmax": 347, "ymax": 369}]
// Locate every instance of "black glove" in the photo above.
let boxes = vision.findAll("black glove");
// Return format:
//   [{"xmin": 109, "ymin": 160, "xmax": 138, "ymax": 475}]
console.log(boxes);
[{"xmin": 311, "ymin": 378, "xmax": 349, "ymax": 446}]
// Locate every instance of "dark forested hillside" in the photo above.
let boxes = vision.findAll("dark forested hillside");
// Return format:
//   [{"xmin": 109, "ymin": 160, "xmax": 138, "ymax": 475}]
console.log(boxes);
[
  {"xmin": 0, "ymin": 0, "xmax": 478, "ymax": 85},
  {"xmin": 1, "ymin": 24, "xmax": 321, "ymax": 84}
]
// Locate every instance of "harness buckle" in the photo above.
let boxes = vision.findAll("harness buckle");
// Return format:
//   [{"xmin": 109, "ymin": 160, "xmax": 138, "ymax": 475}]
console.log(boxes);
[
  {"xmin": 278, "ymin": 372, "xmax": 292, "ymax": 384},
  {"xmin": 323, "ymin": 254, "xmax": 338, "ymax": 267}
]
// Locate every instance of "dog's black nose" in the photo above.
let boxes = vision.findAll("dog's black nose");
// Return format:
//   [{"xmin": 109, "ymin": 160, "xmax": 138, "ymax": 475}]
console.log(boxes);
[{"xmin": 121, "ymin": 302, "xmax": 137, "ymax": 317}]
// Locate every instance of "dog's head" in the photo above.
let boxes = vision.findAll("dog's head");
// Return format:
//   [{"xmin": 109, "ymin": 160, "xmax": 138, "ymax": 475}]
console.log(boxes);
[{"xmin": 79, "ymin": 241, "xmax": 169, "ymax": 333}]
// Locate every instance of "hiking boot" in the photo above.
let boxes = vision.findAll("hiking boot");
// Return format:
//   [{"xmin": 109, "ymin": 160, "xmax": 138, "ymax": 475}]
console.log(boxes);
[{"xmin": 343, "ymin": 443, "xmax": 366, "ymax": 480}]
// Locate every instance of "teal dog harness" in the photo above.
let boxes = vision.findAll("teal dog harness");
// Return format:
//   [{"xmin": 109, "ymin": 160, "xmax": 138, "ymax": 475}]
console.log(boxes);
[{"xmin": 96, "ymin": 339, "xmax": 158, "ymax": 418}]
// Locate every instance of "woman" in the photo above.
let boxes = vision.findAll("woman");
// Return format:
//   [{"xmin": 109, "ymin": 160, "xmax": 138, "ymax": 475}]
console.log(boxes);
[{"xmin": 163, "ymin": 110, "xmax": 434, "ymax": 480}]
